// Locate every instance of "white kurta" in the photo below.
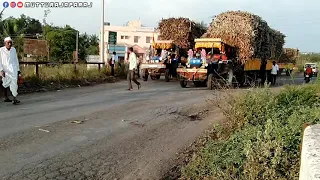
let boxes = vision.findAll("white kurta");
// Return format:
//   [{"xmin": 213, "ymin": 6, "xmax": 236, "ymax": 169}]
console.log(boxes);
[
  {"xmin": 0, "ymin": 47, "xmax": 20, "ymax": 97},
  {"xmin": 129, "ymin": 52, "xmax": 137, "ymax": 70}
]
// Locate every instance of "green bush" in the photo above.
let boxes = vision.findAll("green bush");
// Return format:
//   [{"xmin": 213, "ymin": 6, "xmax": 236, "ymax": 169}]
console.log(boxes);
[{"xmin": 182, "ymin": 85, "xmax": 320, "ymax": 180}]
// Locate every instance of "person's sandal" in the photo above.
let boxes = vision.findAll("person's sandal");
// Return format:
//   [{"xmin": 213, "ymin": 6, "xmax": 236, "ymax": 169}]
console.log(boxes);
[{"xmin": 13, "ymin": 100, "xmax": 20, "ymax": 105}]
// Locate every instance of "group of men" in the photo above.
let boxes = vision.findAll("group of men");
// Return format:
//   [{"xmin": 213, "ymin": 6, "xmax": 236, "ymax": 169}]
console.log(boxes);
[
  {"xmin": 164, "ymin": 54, "xmax": 179, "ymax": 80},
  {"xmin": 0, "ymin": 37, "xmax": 20, "ymax": 105}
]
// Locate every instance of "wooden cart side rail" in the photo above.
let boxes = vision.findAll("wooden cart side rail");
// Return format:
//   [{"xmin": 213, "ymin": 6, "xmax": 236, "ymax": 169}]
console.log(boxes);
[
  {"xmin": 278, "ymin": 63, "xmax": 294, "ymax": 69},
  {"xmin": 140, "ymin": 63, "xmax": 166, "ymax": 69},
  {"xmin": 244, "ymin": 59, "xmax": 273, "ymax": 71},
  {"xmin": 177, "ymin": 68, "xmax": 207, "ymax": 73}
]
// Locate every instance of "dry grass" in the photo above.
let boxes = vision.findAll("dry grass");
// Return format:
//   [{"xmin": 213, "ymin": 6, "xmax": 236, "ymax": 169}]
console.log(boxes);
[{"xmin": 16, "ymin": 63, "xmax": 127, "ymax": 93}]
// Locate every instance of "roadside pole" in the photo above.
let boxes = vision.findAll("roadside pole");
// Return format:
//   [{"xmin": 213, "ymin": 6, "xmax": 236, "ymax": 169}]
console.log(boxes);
[
  {"xmin": 100, "ymin": 0, "xmax": 105, "ymax": 65},
  {"xmin": 75, "ymin": 30, "xmax": 79, "ymax": 72}
]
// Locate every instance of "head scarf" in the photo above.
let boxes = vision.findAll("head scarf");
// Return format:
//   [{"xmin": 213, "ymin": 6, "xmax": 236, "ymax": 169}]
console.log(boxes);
[{"xmin": 4, "ymin": 37, "xmax": 12, "ymax": 42}]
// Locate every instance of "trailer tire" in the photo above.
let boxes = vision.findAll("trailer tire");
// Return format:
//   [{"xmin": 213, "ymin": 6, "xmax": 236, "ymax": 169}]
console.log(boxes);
[
  {"xmin": 180, "ymin": 80, "xmax": 187, "ymax": 88},
  {"xmin": 207, "ymin": 74, "xmax": 213, "ymax": 90}
]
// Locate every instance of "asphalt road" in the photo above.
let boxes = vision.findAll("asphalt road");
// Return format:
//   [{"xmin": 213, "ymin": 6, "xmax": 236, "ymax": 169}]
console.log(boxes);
[{"xmin": 0, "ymin": 74, "xmax": 311, "ymax": 180}]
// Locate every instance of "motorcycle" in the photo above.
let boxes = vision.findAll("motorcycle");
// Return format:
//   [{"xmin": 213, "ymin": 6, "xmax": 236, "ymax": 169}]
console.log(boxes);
[{"xmin": 305, "ymin": 74, "xmax": 311, "ymax": 83}]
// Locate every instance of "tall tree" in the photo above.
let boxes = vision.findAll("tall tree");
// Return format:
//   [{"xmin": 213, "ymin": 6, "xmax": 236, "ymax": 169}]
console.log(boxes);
[
  {"xmin": 45, "ymin": 25, "xmax": 78, "ymax": 62},
  {"xmin": 87, "ymin": 34, "xmax": 99, "ymax": 55}
]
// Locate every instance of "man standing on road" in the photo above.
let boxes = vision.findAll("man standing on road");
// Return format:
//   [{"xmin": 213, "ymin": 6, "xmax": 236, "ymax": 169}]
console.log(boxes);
[
  {"xmin": 0, "ymin": 37, "xmax": 21, "ymax": 105},
  {"xmin": 127, "ymin": 47, "xmax": 141, "ymax": 90},
  {"xmin": 109, "ymin": 52, "xmax": 117, "ymax": 76},
  {"xmin": 271, "ymin": 61, "xmax": 279, "ymax": 85}
]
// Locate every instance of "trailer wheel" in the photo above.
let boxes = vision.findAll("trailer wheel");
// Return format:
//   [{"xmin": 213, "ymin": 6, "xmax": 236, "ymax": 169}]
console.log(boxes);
[
  {"xmin": 207, "ymin": 74, "xmax": 213, "ymax": 90},
  {"xmin": 165, "ymin": 69, "xmax": 170, "ymax": 82},
  {"xmin": 180, "ymin": 80, "xmax": 187, "ymax": 88}
]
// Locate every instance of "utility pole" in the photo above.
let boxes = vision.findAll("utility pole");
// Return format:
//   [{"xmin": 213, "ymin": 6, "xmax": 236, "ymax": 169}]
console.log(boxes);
[
  {"xmin": 100, "ymin": 0, "xmax": 105, "ymax": 64},
  {"xmin": 76, "ymin": 31, "xmax": 79, "ymax": 62},
  {"xmin": 74, "ymin": 31, "xmax": 79, "ymax": 72},
  {"xmin": 43, "ymin": 9, "xmax": 51, "ymax": 62}
]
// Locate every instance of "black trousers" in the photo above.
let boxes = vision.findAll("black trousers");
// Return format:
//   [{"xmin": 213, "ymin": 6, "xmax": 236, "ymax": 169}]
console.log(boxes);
[
  {"xmin": 170, "ymin": 62, "xmax": 177, "ymax": 78},
  {"xmin": 127, "ymin": 70, "xmax": 140, "ymax": 89},
  {"xmin": 110, "ymin": 64, "xmax": 115, "ymax": 76},
  {"xmin": 271, "ymin": 74, "xmax": 277, "ymax": 85},
  {"xmin": 260, "ymin": 70, "xmax": 266, "ymax": 85}
]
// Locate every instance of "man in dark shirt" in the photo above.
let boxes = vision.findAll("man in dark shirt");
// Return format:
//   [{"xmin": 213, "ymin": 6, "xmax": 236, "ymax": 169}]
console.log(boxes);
[{"xmin": 164, "ymin": 55, "xmax": 172, "ymax": 81}]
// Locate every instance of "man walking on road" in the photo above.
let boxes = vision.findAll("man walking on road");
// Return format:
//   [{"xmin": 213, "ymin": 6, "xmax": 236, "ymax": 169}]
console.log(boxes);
[
  {"xmin": 127, "ymin": 47, "xmax": 141, "ymax": 90},
  {"xmin": 109, "ymin": 51, "xmax": 117, "ymax": 76},
  {"xmin": 271, "ymin": 61, "xmax": 279, "ymax": 85},
  {"xmin": 0, "ymin": 37, "xmax": 21, "ymax": 105}
]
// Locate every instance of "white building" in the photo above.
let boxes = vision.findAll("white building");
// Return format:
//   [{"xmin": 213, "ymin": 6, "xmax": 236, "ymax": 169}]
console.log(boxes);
[{"xmin": 100, "ymin": 20, "xmax": 160, "ymax": 62}]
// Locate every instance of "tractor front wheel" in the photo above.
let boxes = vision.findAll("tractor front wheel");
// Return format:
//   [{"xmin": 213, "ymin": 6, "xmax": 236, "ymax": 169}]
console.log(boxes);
[{"xmin": 180, "ymin": 80, "xmax": 187, "ymax": 88}]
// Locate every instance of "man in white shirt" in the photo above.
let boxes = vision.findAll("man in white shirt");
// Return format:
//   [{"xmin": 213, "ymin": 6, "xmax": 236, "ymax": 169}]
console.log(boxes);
[
  {"xmin": 109, "ymin": 51, "xmax": 117, "ymax": 76},
  {"xmin": 270, "ymin": 61, "xmax": 279, "ymax": 85},
  {"xmin": 0, "ymin": 37, "xmax": 21, "ymax": 104},
  {"xmin": 127, "ymin": 47, "xmax": 141, "ymax": 90}
]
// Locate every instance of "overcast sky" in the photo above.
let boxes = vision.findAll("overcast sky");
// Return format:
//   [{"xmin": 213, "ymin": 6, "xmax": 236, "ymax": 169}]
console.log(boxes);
[{"xmin": 4, "ymin": 0, "xmax": 320, "ymax": 52}]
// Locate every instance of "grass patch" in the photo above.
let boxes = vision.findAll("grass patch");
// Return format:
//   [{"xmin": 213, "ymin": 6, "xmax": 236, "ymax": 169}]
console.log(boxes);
[{"xmin": 181, "ymin": 84, "xmax": 320, "ymax": 179}]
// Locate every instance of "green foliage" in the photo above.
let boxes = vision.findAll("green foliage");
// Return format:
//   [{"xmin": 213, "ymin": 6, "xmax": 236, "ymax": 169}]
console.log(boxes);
[
  {"xmin": 182, "ymin": 85, "xmax": 320, "ymax": 179},
  {"xmin": 0, "ymin": 14, "xmax": 99, "ymax": 62},
  {"xmin": 46, "ymin": 25, "xmax": 77, "ymax": 61},
  {"xmin": 296, "ymin": 53, "xmax": 320, "ymax": 66}
]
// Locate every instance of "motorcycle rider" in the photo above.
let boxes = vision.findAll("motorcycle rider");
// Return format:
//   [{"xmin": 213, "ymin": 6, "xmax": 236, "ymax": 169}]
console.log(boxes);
[{"xmin": 305, "ymin": 65, "xmax": 313, "ymax": 78}]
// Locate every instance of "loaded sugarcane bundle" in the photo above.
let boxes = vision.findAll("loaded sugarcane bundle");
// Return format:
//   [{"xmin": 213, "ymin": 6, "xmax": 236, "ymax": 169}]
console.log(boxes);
[
  {"xmin": 284, "ymin": 48, "xmax": 299, "ymax": 59},
  {"xmin": 272, "ymin": 29, "xmax": 286, "ymax": 59},
  {"xmin": 203, "ymin": 11, "xmax": 285, "ymax": 63},
  {"xmin": 278, "ymin": 48, "xmax": 299, "ymax": 63},
  {"xmin": 157, "ymin": 17, "xmax": 207, "ymax": 50}
]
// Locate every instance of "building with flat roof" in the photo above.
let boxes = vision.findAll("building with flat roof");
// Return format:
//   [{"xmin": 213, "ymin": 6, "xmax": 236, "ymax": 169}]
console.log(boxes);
[{"xmin": 99, "ymin": 20, "xmax": 160, "ymax": 62}]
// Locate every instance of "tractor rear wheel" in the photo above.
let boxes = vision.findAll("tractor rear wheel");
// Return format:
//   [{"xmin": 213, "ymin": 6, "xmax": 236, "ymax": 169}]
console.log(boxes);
[{"xmin": 207, "ymin": 74, "xmax": 214, "ymax": 90}]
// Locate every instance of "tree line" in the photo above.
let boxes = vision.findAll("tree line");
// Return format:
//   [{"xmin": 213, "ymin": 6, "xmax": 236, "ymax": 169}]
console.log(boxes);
[{"xmin": 0, "ymin": 12, "xmax": 99, "ymax": 62}]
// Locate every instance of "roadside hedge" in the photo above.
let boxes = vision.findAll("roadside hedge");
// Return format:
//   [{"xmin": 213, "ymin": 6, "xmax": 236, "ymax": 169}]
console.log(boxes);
[{"xmin": 182, "ymin": 84, "xmax": 320, "ymax": 179}]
